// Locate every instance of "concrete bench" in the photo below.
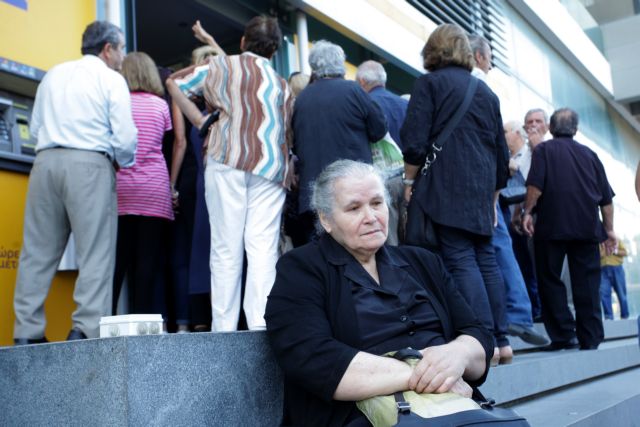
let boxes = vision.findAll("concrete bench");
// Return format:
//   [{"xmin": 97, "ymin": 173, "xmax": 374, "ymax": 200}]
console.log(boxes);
[
  {"xmin": 1, "ymin": 319, "xmax": 637, "ymax": 426},
  {"xmin": 0, "ymin": 332, "xmax": 282, "ymax": 426}
]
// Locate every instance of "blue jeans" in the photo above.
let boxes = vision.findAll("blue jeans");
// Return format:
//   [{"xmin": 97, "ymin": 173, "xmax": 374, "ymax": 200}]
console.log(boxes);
[
  {"xmin": 503, "ymin": 206, "xmax": 542, "ymax": 319},
  {"xmin": 493, "ymin": 207, "xmax": 534, "ymax": 327},
  {"xmin": 600, "ymin": 265, "xmax": 629, "ymax": 319},
  {"xmin": 435, "ymin": 223, "xmax": 508, "ymax": 347}
]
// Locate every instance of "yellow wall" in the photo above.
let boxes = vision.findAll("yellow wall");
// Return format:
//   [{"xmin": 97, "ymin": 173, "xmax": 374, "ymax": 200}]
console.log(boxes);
[
  {"xmin": 0, "ymin": 0, "xmax": 95, "ymax": 345},
  {"xmin": 0, "ymin": 0, "xmax": 96, "ymax": 70},
  {"xmin": 0, "ymin": 171, "xmax": 78, "ymax": 345}
]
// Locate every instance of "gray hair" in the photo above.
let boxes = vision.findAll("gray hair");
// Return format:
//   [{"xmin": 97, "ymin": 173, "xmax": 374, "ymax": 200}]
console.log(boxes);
[
  {"xmin": 504, "ymin": 120, "xmax": 526, "ymax": 139},
  {"xmin": 468, "ymin": 34, "xmax": 490, "ymax": 57},
  {"xmin": 310, "ymin": 160, "xmax": 389, "ymax": 233},
  {"xmin": 356, "ymin": 60, "xmax": 387, "ymax": 87},
  {"xmin": 308, "ymin": 40, "xmax": 346, "ymax": 78},
  {"xmin": 524, "ymin": 108, "xmax": 549, "ymax": 124},
  {"xmin": 81, "ymin": 21, "xmax": 123, "ymax": 56},
  {"xmin": 549, "ymin": 108, "xmax": 579, "ymax": 137}
]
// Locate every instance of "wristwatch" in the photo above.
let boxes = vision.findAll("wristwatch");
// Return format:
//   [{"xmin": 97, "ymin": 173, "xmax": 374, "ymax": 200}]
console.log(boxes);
[{"xmin": 402, "ymin": 172, "xmax": 414, "ymax": 186}]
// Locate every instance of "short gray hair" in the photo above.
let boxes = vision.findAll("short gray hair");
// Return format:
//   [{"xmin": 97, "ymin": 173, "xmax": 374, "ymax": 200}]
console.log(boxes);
[
  {"xmin": 504, "ymin": 120, "xmax": 526, "ymax": 139},
  {"xmin": 356, "ymin": 60, "xmax": 387, "ymax": 87},
  {"xmin": 549, "ymin": 108, "xmax": 579, "ymax": 137},
  {"xmin": 308, "ymin": 40, "xmax": 346, "ymax": 78},
  {"xmin": 468, "ymin": 34, "xmax": 490, "ymax": 57},
  {"xmin": 81, "ymin": 21, "xmax": 122, "ymax": 56},
  {"xmin": 524, "ymin": 108, "xmax": 549, "ymax": 124},
  {"xmin": 310, "ymin": 160, "xmax": 389, "ymax": 233}
]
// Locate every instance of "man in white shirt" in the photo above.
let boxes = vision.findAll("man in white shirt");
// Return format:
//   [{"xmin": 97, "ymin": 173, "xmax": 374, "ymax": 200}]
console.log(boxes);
[
  {"xmin": 469, "ymin": 34, "xmax": 492, "ymax": 81},
  {"xmin": 523, "ymin": 108, "xmax": 550, "ymax": 149},
  {"xmin": 504, "ymin": 120, "xmax": 531, "ymax": 179},
  {"xmin": 468, "ymin": 38, "xmax": 548, "ymax": 352},
  {"xmin": 13, "ymin": 21, "xmax": 137, "ymax": 344}
]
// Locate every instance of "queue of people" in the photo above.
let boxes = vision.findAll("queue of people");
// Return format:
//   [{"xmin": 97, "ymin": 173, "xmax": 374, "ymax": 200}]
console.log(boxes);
[{"xmin": 11, "ymin": 15, "xmax": 630, "ymax": 424}]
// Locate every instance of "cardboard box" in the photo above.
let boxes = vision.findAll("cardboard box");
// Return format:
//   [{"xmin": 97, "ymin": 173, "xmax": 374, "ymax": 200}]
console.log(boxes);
[{"xmin": 99, "ymin": 314, "xmax": 163, "ymax": 338}]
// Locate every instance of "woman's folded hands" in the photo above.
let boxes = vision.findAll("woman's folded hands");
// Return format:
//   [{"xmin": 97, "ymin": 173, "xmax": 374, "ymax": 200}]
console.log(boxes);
[{"xmin": 408, "ymin": 335, "xmax": 485, "ymax": 397}]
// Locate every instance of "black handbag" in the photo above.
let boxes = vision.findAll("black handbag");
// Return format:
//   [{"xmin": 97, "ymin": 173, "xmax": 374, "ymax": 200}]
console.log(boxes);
[
  {"xmin": 404, "ymin": 77, "xmax": 479, "ymax": 250},
  {"xmin": 393, "ymin": 389, "xmax": 530, "ymax": 427},
  {"xmin": 357, "ymin": 348, "xmax": 530, "ymax": 427}
]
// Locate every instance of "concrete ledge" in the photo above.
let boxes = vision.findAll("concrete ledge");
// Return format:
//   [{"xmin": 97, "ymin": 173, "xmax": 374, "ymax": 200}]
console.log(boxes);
[
  {"xmin": 482, "ymin": 338, "xmax": 640, "ymax": 404},
  {"xmin": 510, "ymin": 318, "xmax": 638, "ymax": 352},
  {"xmin": 509, "ymin": 367, "xmax": 640, "ymax": 427},
  {"xmin": 0, "ymin": 332, "xmax": 283, "ymax": 427}
]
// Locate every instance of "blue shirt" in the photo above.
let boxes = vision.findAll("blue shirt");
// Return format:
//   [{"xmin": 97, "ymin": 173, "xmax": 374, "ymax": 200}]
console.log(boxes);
[{"xmin": 368, "ymin": 86, "xmax": 408, "ymax": 148}]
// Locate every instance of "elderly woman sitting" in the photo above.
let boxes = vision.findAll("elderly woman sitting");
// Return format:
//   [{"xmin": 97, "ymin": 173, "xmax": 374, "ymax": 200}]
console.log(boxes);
[{"xmin": 265, "ymin": 160, "xmax": 493, "ymax": 426}]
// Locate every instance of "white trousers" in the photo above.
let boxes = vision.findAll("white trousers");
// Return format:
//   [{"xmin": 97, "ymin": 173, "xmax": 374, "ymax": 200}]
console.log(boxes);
[{"xmin": 204, "ymin": 161, "xmax": 285, "ymax": 331}]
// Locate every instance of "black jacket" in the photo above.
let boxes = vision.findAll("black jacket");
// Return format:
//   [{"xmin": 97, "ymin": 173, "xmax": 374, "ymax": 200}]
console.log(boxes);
[
  {"xmin": 265, "ymin": 234, "xmax": 493, "ymax": 426},
  {"xmin": 292, "ymin": 78, "xmax": 387, "ymax": 213},
  {"xmin": 401, "ymin": 66, "xmax": 509, "ymax": 236}
]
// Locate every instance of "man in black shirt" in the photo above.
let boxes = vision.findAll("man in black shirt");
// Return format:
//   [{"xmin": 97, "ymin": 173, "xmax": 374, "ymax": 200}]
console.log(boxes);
[{"xmin": 522, "ymin": 108, "xmax": 616, "ymax": 351}]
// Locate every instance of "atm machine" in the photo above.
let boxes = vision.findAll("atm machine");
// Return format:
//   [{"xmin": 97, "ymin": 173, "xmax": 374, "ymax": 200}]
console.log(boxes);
[
  {"xmin": 0, "ymin": 57, "xmax": 41, "ymax": 172},
  {"xmin": 0, "ymin": 91, "xmax": 36, "ymax": 158},
  {"xmin": 0, "ymin": 57, "xmax": 76, "ymax": 269}
]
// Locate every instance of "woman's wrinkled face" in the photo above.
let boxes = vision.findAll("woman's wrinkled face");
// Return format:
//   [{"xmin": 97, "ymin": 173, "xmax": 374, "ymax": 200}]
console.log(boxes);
[{"xmin": 320, "ymin": 174, "xmax": 389, "ymax": 257}]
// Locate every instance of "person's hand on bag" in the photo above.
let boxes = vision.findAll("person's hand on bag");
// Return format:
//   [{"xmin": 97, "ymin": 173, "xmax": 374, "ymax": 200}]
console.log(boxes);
[
  {"xmin": 409, "ymin": 342, "xmax": 467, "ymax": 394},
  {"xmin": 449, "ymin": 378, "xmax": 473, "ymax": 398}
]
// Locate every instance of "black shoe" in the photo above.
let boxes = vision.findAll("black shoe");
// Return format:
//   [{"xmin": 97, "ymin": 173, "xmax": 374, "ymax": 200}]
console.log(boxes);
[
  {"xmin": 540, "ymin": 338, "xmax": 579, "ymax": 351},
  {"xmin": 66, "ymin": 328, "xmax": 87, "ymax": 341},
  {"xmin": 507, "ymin": 324, "xmax": 550, "ymax": 346},
  {"xmin": 579, "ymin": 344, "xmax": 599, "ymax": 350},
  {"xmin": 14, "ymin": 337, "xmax": 48, "ymax": 346}
]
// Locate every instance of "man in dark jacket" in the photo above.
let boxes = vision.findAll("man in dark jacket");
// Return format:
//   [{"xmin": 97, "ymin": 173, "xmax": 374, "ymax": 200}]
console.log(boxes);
[
  {"xmin": 356, "ymin": 60, "xmax": 408, "ymax": 245},
  {"xmin": 522, "ymin": 108, "xmax": 616, "ymax": 351},
  {"xmin": 292, "ymin": 41, "xmax": 387, "ymax": 244}
]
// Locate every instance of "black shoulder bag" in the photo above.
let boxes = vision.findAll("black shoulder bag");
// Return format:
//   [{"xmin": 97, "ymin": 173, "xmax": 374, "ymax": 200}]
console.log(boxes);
[
  {"xmin": 356, "ymin": 348, "xmax": 530, "ymax": 427},
  {"xmin": 404, "ymin": 77, "xmax": 479, "ymax": 250}
]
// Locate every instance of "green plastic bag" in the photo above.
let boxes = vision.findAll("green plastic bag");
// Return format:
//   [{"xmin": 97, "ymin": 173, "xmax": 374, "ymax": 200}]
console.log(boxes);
[{"xmin": 371, "ymin": 133, "xmax": 404, "ymax": 177}]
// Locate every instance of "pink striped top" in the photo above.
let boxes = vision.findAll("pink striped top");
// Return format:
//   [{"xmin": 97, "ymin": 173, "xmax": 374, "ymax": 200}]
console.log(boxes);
[{"xmin": 116, "ymin": 92, "xmax": 174, "ymax": 220}]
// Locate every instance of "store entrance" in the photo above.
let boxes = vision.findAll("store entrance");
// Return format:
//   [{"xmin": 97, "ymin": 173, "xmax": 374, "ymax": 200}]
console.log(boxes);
[{"xmin": 131, "ymin": 0, "xmax": 249, "ymax": 69}]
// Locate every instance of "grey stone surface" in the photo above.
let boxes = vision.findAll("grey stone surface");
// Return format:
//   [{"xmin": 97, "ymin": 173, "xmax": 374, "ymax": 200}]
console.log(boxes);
[
  {"xmin": 125, "ymin": 332, "xmax": 282, "ymax": 427},
  {"xmin": 482, "ymin": 338, "xmax": 640, "ymax": 404},
  {"xmin": 0, "ymin": 338, "xmax": 128, "ymax": 427},
  {"xmin": 509, "ymin": 367, "xmax": 640, "ymax": 427},
  {"xmin": 510, "ymin": 318, "xmax": 638, "ymax": 352},
  {"xmin": 2, "ymin": 324, "xmax": 637, "ymax": 426},
  {"xmin": 0, "ymin": 331, "xmax": 282, "ymax": 427}
]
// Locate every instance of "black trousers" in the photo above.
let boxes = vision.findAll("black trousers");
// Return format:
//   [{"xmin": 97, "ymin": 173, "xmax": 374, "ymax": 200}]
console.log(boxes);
[
  {"xmin": 533, "ymin": 239, "xmax": 603, "ymax": 348},
  {"xmin": 113, "ymin": 215, "xmax": 169, "ymax": 315},
  {"xmin": 435, "ymin": 223, "xmax": 508, "ymax": 347}
]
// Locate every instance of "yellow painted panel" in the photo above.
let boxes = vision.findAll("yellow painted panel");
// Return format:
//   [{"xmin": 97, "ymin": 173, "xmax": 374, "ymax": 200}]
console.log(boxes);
[
  {"xmin": 0, "ymin": 0, "xmax": 96, "ymax": 71},
  {"xmin": 0, "ymin": 170, "xmax": 75, "ymax": 346}
]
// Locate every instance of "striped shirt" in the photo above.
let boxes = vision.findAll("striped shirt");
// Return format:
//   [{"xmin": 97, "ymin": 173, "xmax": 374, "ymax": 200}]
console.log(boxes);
[
  {"xmin": 116, "ymin": 92, "xmax": 174, "ymax": 220},
  {"xmin": 176, "ymin": 52, "xmax": 293, "ymax": 184}
]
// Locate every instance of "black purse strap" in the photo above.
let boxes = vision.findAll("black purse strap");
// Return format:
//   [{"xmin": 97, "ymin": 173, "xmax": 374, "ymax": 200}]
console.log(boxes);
[{"xmin": 421, "ymin": 76, "xmax": 479, "ymax": 175}]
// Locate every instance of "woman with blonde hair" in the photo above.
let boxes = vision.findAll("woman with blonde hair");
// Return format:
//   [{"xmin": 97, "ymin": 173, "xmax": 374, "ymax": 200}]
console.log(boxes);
[
  {"xmin": 401, "ymin": 24, "xmax": 512, "ymax": 364},
  {"xmin": 113, "ymin": 51, "xmax": 173, "ymax": 316}
]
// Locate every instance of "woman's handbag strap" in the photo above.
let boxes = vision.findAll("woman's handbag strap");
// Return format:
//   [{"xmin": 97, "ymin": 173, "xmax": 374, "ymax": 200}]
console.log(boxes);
[{"xmin": 422, "ymin": 76, "xmax": 479, "ymax": 174}]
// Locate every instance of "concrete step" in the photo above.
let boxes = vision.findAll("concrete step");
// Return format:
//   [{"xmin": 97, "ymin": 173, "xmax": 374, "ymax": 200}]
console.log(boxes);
[
  {"xmin": 481, "ymin": 337, "xmax": 640, "ymax": 404},
  {"xmin": 509, "ymin": 318, "xmax": 638, "ymax": 352},
  {"xmin": 507, "ymin": 367, "xmax": 640, "ymax": 427},
  {"xmin": 0, "ymin": 331, "xmax": 283, "ymax": 427}
]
